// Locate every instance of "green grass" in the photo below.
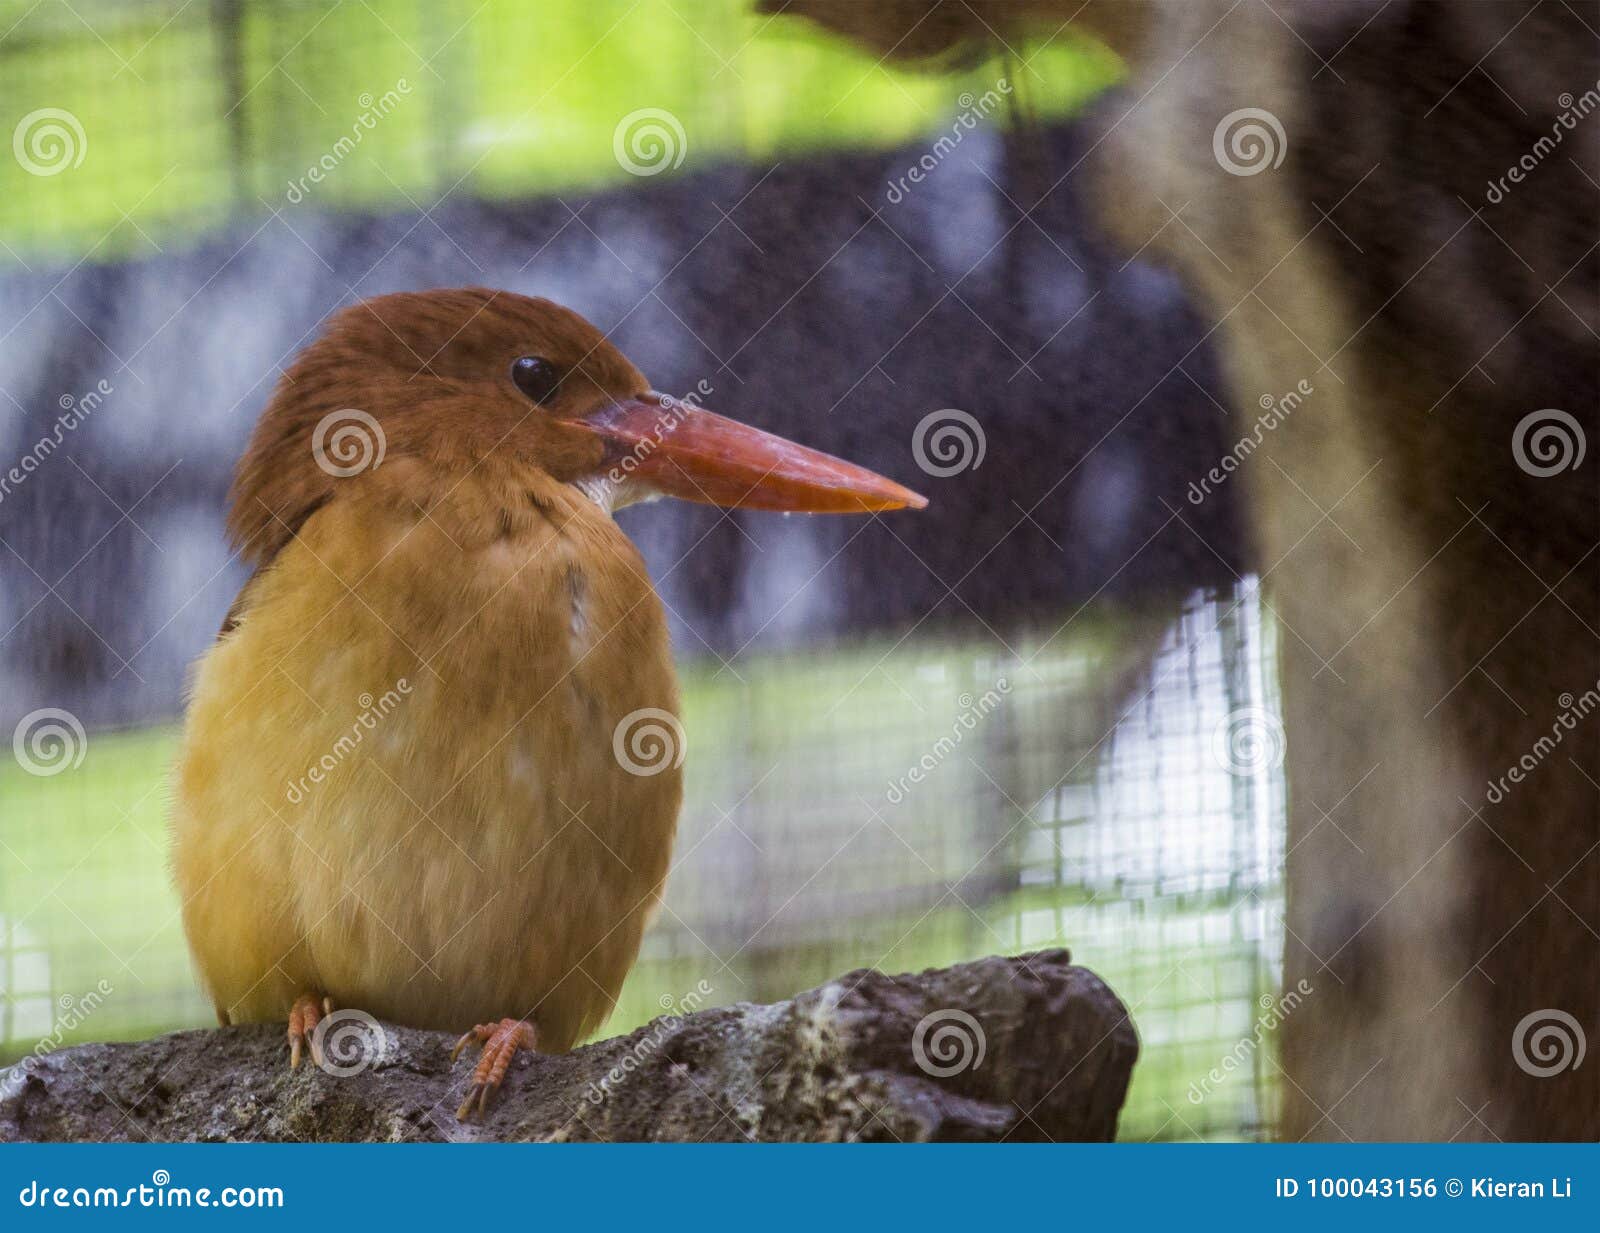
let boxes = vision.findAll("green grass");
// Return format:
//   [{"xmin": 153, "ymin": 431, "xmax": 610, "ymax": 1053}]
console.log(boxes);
[{"xmin": 0, "ymin": 725, "xmax": 204, "ymax": 1054}]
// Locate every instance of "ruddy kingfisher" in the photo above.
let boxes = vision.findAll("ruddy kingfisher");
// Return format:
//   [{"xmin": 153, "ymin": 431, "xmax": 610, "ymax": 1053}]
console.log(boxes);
[{"xmin": 169, "ymin": 288, "xmax": 925, "ymax": 1118}]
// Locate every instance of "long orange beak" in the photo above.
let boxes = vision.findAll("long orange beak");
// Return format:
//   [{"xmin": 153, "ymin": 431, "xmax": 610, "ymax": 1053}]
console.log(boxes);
[{"xmin": 583, "ymin": 392, "xmax": 928, "ymax": 513}]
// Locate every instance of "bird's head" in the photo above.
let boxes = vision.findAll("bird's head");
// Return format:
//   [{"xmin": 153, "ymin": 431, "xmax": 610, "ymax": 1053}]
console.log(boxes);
[{"xmin": 228, "ymin": 287, "xmax": 925, "ymax": 565}]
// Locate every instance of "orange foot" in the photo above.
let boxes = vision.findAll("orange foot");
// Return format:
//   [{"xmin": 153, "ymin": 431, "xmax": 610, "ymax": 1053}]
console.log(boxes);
[
  {"xmin": 287, "ymin": 992, "xmax": 333, "ymax": 1069},
  {"xmin": 451, "ymin": 1018, "xmax": 537, "ymax": 1120}
]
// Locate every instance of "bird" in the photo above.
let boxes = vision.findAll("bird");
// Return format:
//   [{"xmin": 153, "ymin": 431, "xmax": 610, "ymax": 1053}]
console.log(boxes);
[{"xmin": 168, "ymin": 287, "xmax": 925, "ymax": 1119}]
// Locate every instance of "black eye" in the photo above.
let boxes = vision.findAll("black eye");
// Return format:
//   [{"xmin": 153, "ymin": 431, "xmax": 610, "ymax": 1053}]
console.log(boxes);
[{"xmin": 510, "ymin": 356, "xmax": 562, "ymax": 404}]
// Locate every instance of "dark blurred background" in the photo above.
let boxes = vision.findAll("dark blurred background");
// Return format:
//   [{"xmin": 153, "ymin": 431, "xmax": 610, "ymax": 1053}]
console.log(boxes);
[{"xmin": 0, "ymin": 0, "xmax": 1283, "ymax": 1139}]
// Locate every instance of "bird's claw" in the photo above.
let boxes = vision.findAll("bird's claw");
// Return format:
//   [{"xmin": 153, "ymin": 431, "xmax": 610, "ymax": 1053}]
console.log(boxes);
[
  {"xmin": 451, "ymin": 1018, "xmax": 537, "ymax": 1120},
  {"xmin": 287, "ymin": 992, "xmax": 333, "ymax": 1070}
]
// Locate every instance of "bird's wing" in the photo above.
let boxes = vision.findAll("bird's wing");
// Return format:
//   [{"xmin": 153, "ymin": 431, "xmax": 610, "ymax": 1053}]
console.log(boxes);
[
  {"xmin": 216, "ymin": 564, "xmax": 266, "ymax": 639},
  {"xmin": 217, "ymin": 491, "xmax": 331, "ymax": 639}
]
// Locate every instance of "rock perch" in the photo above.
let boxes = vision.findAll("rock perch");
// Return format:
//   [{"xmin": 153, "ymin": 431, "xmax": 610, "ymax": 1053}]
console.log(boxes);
[{"xmin": 0, "ymin": 951, "xmax": 1136, "ymax": 1142}]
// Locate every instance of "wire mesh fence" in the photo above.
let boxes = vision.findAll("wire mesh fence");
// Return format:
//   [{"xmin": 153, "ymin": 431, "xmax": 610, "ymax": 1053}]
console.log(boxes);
[
  {"xmin": 1, "ymin": 0, "xmax": 1284, "ymax": 1141},
  {"xmin": 2, "ymin": 583, "xmax": 1286, "ymax": 1140}
]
